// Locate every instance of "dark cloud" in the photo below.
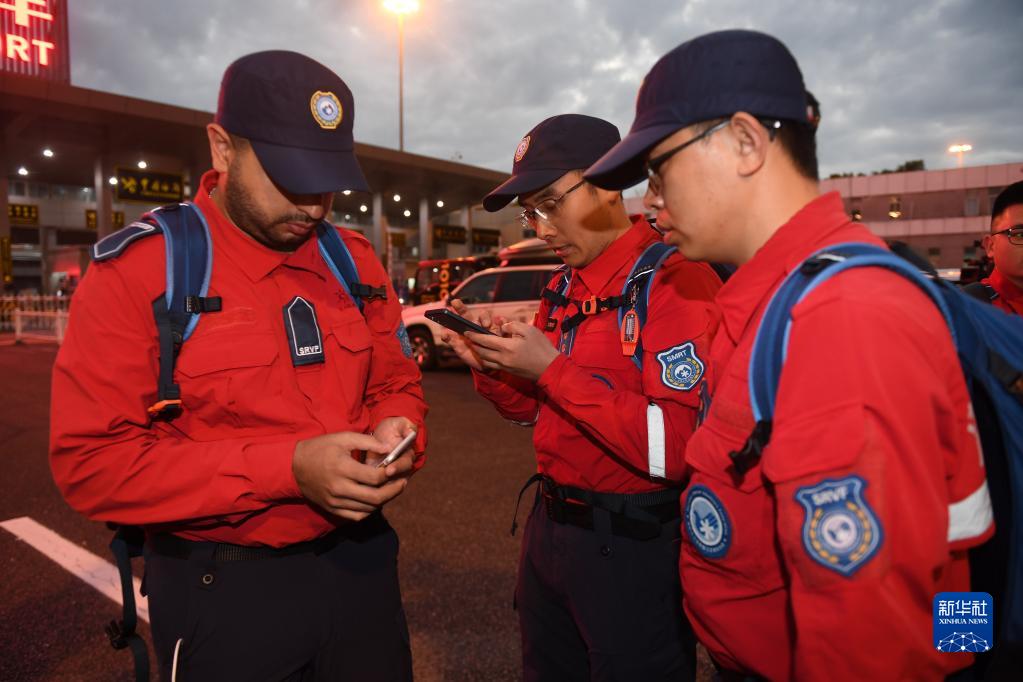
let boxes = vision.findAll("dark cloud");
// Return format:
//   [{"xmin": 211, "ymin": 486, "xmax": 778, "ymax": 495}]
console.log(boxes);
[{"xmin": 69, "ymin": 0, "xmax": 1022, "ymax": 183}]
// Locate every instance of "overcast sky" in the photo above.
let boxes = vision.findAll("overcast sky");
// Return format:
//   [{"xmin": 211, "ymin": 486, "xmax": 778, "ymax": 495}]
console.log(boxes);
[{"xmin": 68, "ymin": 0, "xmax": 1022, "ymax": 192}]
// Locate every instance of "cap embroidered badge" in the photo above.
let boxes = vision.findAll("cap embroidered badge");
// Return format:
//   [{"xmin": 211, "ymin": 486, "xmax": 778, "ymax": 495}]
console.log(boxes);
[
  {"xmin": 514, "ymin": 135, "xmax": 530, "ymax": 163},
  {"xmin": 310, "ymin": 91, "xmax": 343, "ymax": 130}
]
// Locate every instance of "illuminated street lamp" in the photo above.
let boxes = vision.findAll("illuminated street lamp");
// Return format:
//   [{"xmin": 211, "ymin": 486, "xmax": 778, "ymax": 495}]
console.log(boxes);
[
  {"xmin": 383, "ymin": 0, "xmax": 420, "ymax": 152},
  {"xmin": 948, "ymin": 143, "xmax": 972, "ymax": 168}
]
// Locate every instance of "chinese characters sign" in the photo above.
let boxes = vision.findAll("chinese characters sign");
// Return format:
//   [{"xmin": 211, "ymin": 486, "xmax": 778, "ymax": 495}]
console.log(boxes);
[
  {"xmin": 114, "ymin": 168, "xmax": 185, "ymax": 204},
  {"xmin": 8, "ymin": 202, "xmax": 38, "ymax": 225},
  {"xmin": 85, "ymin": 209, "xmax": 125, "ymax": 231},
  {"xmin": 0, "ymin": 0, "xmax": 69, "ymax": 82},
  {"xmin": 433, "ymin": 224, "xmax": 466, "ymax": 244}
]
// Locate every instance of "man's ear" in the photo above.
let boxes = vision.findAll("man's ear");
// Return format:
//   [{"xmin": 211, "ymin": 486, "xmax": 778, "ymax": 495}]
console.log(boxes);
[
  {"xmin": 206, "ymin": 123, "xmax": 235, "ymax": 174},
  {"xmin": 729, "ymin": 112, "xmax": 771, "ymax": 179},
  {"xmin": 981, "ymin": 234, "xmax": 995, "ymax": 259}
]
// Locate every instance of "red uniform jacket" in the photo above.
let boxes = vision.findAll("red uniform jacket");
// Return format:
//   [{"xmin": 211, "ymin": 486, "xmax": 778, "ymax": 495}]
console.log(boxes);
[
  {"xmin": 474, "ymin": 217, "xmax": 720, "ymax": 492},
  {"xmin": 49, "ymin": 171, "xmax": 427, "ymax": 547},
  {"xmin": 981, "ymin": 268, "xmax": 1022, "ymax": 315},
  {"xmin": 681, "ymin": 193, "xmax": 994, "ymax": 680}
]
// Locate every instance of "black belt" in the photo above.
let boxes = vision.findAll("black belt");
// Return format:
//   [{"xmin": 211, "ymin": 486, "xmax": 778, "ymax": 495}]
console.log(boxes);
[
  {"xmin": 147, "ymin": 527, "xmax": 346, "ymax": 563},
  {"xmin": 511, "ymin": 474, "xmax": 681, "ymax": 541}
]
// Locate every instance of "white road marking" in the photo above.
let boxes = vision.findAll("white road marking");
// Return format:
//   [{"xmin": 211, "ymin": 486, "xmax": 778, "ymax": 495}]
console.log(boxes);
[{"xmin": 0, "ymin": 516, "xmax": 149, "ymax": 622}]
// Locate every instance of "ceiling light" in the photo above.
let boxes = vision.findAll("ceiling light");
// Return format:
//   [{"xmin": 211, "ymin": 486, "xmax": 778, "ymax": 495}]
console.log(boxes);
[
  {"xmin": 108, "ymin": 176, "xmax": 118, "ymax": 186},
  {"xmin": 360, "ymin": 204, "xmax": 368, "ymax": 212},
  {"xmin": 403, "ymin": 209, "xmax": 411, "ymax": 217},
  {"xmin": 137, "ymin": 160, "xmax": 148, "ymax": 169},
  {"xmin": 435, "ymin": 200, "xmax": 444, "ymax": 208},
  {"xmin": 393, "ymin": 194, "xmax": 401, "ymax": 202},
  {"xmin": 42, "ymin": 148, "xmax": 54, "ymax": 158},
  {"xmin": 342, "ymin": 190, "xmax": 351, "ymax": 195},
  {"xmin": 17, "ymin": 166, "xmax": 28, "ymax": 176}
]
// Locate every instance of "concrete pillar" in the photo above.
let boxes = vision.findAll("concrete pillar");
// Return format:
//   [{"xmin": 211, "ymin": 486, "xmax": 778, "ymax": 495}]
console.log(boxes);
[
  {"xmin": 372, "ymin": 192, "xmax": 386, "ymax": 262},
  {"xmin": 39, "ymin": 226, "xmax": 53, "ymax": 294},
  {"xmin": 0, "ymin": 167, "xmax": 9, "ymax": 293},
  {"xmin": 0, "ymin": 139, "xmax": 11, "ymax": 292},
  {"xmin": 418, "ymin": 196, "xmax": 431, "ymax": 260},
  {"xmin": 93, "ymin": 155, "xmax": 114, "ymax": 239},
  {"xmin": 458, "ymin": 205, "xmax": 473, "ymax": 258}
]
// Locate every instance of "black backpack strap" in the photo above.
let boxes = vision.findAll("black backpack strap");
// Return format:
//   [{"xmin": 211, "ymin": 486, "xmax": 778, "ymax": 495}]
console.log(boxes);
[
  {"xmin": 962, "ymin": 282, "xmax": 998, "ymax": 304},
  {"xmin": 106, "ymin": 525, "xmax": 150, "ymax": 681},
  {"xmin": 560, "ymin": 294, "xmax": 628, "ymax": 333},
  {"xmin": 145, "ymin": 204, "xmax": 218, "ymax": 420}
]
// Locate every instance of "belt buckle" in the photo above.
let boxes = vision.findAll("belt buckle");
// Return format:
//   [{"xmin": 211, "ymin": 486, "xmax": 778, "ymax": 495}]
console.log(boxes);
[{"xmin": 543, "ymin": 493, "xmax": 567, "ymax": 523}]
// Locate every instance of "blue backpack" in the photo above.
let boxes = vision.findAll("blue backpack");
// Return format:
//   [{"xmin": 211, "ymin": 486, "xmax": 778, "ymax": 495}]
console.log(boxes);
[
  {"xmin": 737, "ymin": 242, "xmax": 1023, "ymax": 659},
  {"xmin": 89, "ymin": 201, "xmax": 388, "ymax": 680},
  {"xmin": 92, "ymin": 201, "xmax": 387, "ymax": 420}
]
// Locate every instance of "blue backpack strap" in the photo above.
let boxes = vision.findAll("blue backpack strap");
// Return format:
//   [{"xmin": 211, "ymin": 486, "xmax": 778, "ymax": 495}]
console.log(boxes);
[
  {"xmin": 618, "ymin": 242, "xmax": 677, "ymax": 371},
  {"xmin": 105, "ymin": 525, "xmax": 150, "ymax": 680},
  {"xmin": 145, "ymin": 203, "xmax": 217, "ymax": 419},
  {"xmin": 539, "ymin": 267, "xmax": 574, "ymax": 353},
  {"xmin": 316, "ymin": 221, "xmax": 387, "ymax": 311},
  {"xmin": 735, "ymin": 241, "xmax": 952, "ymax": 475}
]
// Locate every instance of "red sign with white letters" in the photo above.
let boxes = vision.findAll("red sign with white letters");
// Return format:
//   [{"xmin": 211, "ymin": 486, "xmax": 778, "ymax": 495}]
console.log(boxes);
[{"xmin": 0, "ymin": 0, "xmax": 69, "ymax": 82}]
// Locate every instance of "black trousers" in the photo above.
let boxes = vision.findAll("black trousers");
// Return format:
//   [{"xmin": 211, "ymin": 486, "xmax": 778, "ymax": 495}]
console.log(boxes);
[
  {"xmin": 143, "ymin": 513, "xmax": 411, "ymax": 682},
  {"xmin": 516, "ymin": 496, "xmax": 696, "ymax": 682}
]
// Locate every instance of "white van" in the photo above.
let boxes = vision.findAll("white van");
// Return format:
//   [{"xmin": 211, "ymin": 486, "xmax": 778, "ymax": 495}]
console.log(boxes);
[{"xmin": 401, "ymin": 264, "xmax": 558, "ymax": 370}]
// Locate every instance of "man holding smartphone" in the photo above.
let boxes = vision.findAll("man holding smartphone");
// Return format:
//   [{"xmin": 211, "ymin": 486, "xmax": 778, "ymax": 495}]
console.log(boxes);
[
  {"xmin": 444, "ymin": 114, "xmax": 720, "ymax": 681},
  {"xmin": 50, "ymin": 51, "xmax": 426, "ymax": 680}
]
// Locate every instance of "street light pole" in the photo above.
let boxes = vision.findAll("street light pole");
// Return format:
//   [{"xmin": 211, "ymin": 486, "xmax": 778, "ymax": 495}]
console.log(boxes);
[
  {"xmin": 383, "ymin": 0, "xmax": 419, "ymax": 152},
  {"xmin": 398, "ymin": 13, "xmax": 404, "ymax": 152}
]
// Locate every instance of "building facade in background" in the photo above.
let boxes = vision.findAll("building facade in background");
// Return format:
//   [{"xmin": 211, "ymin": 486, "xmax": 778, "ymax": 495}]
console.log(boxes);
[
  {"xmin": 821, "ymin": 163, "xmax": 1023, "ymax": 270},
  {"xmin": 1, "ymin": 0, "xmax": 522, "ymax": 295}
]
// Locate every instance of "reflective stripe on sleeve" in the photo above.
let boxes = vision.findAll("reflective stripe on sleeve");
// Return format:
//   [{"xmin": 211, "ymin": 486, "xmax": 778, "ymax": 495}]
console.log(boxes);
[
  {"xmin": 647, "ymin": 403, "xmax": 666, "ymax": 479},
  {"xmin": 948, "ymin": 480, "xmax": 994, "ymax": 543}
]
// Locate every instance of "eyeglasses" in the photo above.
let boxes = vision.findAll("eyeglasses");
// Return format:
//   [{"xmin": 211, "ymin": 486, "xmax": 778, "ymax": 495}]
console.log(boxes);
[
  {"xmin": 645, "ymin": 119, "xmax": 782, "ymax": 195},
  {"xmin": 519, "ymin": 179, "xmax": 586, "ymax": 229},
  {"xmin": 644, "ymin": 121, "xmax": 730, "ymax": 195},
  {"xmin": 992, "ymin": 225, "xmax": 1023, "ymax": 245}
]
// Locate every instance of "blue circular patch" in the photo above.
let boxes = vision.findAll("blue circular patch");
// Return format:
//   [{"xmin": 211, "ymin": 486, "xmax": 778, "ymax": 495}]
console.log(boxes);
[{"xmin": 684, "ymin": 484, "xmax": 731, "ymax": 558}]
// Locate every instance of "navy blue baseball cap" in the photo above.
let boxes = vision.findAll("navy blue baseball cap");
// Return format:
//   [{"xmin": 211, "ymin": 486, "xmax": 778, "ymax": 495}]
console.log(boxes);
[
  {"xmin": 585, "ymin": 30, "xmax": 812, "ymax": 190},
  {"xmin": 482, "ymin": 114, "xmax": 621, "ymax": 212},
  {"xmin": 215, "ymin": 50, "xmax": 369, "ymax": 195}
]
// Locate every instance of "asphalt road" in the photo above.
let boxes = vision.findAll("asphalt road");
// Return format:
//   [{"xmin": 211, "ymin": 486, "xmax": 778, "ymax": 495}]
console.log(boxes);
[{"xmin": 0, "ymin": 343, "xmax": 535, "ymax": 681}]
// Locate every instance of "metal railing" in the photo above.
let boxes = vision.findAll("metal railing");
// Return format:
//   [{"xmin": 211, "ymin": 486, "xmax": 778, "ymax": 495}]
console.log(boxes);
[
  {"xmin": 0, "ymin": 295, "xmax": 72, "ymax": 334},
  {"xmin": 12, "ymin": 310, "xmax": 71, "ymax": 345}
]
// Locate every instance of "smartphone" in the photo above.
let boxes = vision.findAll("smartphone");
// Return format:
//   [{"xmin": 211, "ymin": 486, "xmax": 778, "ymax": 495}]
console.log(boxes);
[
  {"xmin": 376, "ymin": 429, "xmax": 418, "ymax": 468},
  {"xmin": 424, "ymin": 308, "xmax": 496, "ymax": 336}
]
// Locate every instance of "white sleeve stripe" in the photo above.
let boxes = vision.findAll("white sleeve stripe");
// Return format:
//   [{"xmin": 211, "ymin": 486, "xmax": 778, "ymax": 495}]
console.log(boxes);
[
  {"xmin": 647, "ymin": 403, "xmax": 666, "ymax": 479},
  {"xmin": 508, "ymin": 408, "xmax": 541, "ymax": 427},
  {"xmin": 948, "ymin": 481, "xmax": 994, "ymax": 543}
]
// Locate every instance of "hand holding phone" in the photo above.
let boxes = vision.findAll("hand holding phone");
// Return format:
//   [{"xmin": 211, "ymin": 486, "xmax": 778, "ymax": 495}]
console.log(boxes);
[
  {"xmin": 425, "ymin": 308, "xmax": 496, "ymax": 336},
  {"xmin": 376, "ymin": 429, "xmax": 418, "ymax": 468}
]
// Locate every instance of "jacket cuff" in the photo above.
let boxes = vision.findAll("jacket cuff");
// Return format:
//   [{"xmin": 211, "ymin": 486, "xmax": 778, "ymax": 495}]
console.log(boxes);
[{"xmin": 242, "ymin": 439, "xmax": 302, "ymax": 501}]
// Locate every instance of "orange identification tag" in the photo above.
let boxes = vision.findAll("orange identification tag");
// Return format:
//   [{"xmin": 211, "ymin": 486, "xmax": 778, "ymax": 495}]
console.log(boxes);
[{"xmin": 620, "ymin": 309, "xmax": 640, "ymax": 356}]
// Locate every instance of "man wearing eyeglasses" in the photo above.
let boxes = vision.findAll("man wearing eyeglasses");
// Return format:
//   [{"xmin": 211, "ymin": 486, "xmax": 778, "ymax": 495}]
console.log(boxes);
[
  {"xmin": 976, "ymin": 181, "xmax": 1023, "ymax": 315},
  {"xmin": 443, "ymin": 113, "xmax": 720, "ymax": 680},
  {"xmin": 585, "ymin": 30, "xmax": 993, "ymax": 681}
]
